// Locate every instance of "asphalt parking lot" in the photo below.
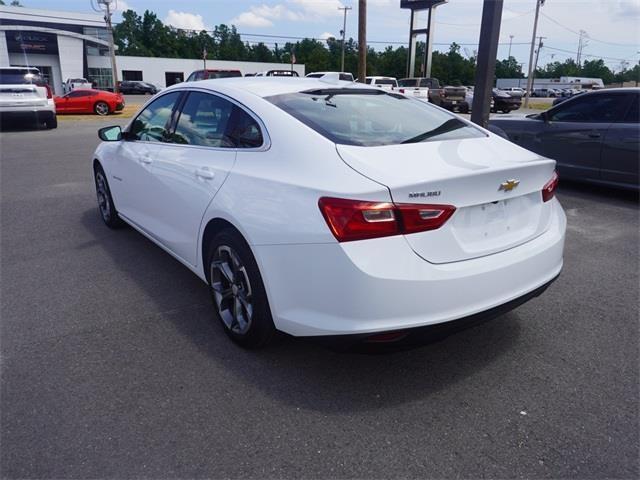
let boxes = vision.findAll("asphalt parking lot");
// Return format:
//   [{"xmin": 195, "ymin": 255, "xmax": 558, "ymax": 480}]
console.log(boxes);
[{"xmin": 1, "ymin": 117, "xmax": 638, "ymax": 479}]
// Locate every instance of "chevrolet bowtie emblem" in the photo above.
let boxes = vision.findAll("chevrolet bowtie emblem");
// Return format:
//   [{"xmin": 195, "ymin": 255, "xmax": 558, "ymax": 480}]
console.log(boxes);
[{"xmin": 499, "ymin": 179, "xmax": 520, "ymax": 192}]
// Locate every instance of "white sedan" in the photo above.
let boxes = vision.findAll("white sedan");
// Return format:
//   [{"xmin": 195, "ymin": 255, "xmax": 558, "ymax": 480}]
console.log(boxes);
[{"xmin": 92, "ymin": 77, "xmax": 566, "ymax": 348}]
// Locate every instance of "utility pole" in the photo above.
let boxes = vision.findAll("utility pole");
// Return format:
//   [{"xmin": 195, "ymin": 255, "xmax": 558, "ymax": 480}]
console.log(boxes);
[
  {"xmin": 338, "ymin": 6, "xmax": 352, "ymax": 73},
  {"xmin": 470, "ymin": 0, "xmax": 503, "ymax": 128},
  {"xmin": 96, "ymin": 0, "xmax": 119, "ymax": 93},
  {"xmin": 357, "ymin": 0, "xmax": 366, "ymax": 82},
  {"xmin": 508, "ymin": 34, "xmax": 514, "ymax": 58},
  {"xmin": 524, "ymin": 0, "xmax": 544, "ymax": 108},
  {"xmin": 576, "ymin": 29, "xmax": 588, "ymax": 65},
  {"xmin": 532, "ymin": 36, "xmax": 546, "ymax": 82}
]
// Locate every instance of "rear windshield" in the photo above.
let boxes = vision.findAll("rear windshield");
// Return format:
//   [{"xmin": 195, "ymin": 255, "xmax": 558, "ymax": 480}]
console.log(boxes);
[
  {"xmin": 268, "ymin": 70, "xmax": 299, "ymax": 77},
  {"xmin": 267, "ymin": 89, "xmax": 484, "ymax": 146},
  {"xmin": 398, "ymin": 79, "xmax": 417, "ymax": 87},
  {"xmin": 207, "ymin": 71, "xmax": 242, "ymax": 79},
  {"xmin": 0, "ymin": 69, "xmax": 42, "ymax": 85},
  {"xmin": 373, "ymin": 79, "xmax": 397, "ymax": 86}
]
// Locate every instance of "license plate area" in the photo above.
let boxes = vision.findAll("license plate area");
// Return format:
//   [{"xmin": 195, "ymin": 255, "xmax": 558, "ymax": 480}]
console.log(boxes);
[{"xmin": 450, "ymin": 193, "xmax": 542, "ymax": 253}]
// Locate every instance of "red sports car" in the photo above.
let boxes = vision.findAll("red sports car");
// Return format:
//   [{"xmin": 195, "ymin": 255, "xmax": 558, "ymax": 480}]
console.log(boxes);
[{"xmin": 54, "ymin": 89, "xmax": 125, "ymax": 116}]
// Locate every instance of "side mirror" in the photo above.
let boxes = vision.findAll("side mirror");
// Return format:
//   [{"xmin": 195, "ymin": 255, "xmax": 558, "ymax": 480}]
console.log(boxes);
[{"xmin": 98, "ymin": 125, "xmax": 122, "ymax": 141}]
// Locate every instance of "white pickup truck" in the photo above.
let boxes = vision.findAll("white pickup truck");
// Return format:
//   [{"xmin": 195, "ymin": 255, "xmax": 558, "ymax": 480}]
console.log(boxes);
[{"xmin": 63, "ymin": 78, "xmax": 92, "ymax": 94}]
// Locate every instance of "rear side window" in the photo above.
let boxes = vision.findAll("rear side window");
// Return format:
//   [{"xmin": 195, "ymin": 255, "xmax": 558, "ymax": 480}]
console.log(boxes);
[
  {"xmin": 623, "ymin": 94, "xmax": 639, "ymax": 123},
  {"xmin": 267, "ymin": 89, "xmax": 484, "ymax": 146},
  {"xmin": 339, "ymin": 73, "xmax": 354, "ymax": 82},
  {"xmin": 0, "ymin": 69, "xmax": 41, "ymax": 85},
  {"xmin": 227, "ymin": 106, "xmax": 264, "ymax": 148},
  {"xmin": 171, "ymin": 92, "xmax": 235, "ymax": 147},
  {"xmin": 129, "ymin": 92, "xmax": 181, "ymax": 142}
]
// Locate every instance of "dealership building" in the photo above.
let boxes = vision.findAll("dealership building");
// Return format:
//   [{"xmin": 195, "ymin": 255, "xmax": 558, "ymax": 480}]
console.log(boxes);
[{"xmin": 0, "ymin": 6, "xmax": 304, "ymax": 95}]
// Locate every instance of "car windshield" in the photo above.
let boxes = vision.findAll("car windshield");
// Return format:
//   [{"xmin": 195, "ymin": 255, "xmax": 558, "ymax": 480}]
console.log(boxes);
[
  {"xmin": 267, "ymin": 89, "xmax": 484, "ymax": 146},
  {"xmin": 0, "ymin": 69, "xmax": 41, "ymax": 85},
  {"xmin": 209, "ymin": 71, "xmax": 241, "ymax": 79}
]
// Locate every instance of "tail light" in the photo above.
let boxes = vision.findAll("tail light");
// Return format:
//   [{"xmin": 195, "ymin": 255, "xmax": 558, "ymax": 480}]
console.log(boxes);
[
  {"xmin": 399, "ymin": 88, "xmax": 405, "ymax": 94},
  {"xmin": 439, "ymin": 90, "xmax": 445, "ymax": 98},
  {"xmin": 318, "ymin": 197, "xmax": 456, "ymax": 242},
  {"xmin": 44, "ymin": 84, "xmax": 52, "ymax": 99},
  {"xmin": 542, "ymin": 171, "xmax": 559, "ymax": 202}
]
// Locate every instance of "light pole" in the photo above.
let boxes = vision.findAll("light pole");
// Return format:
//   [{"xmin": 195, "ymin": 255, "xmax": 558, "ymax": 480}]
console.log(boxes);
[
  {"xmin": 338, "ymin": 6, "xmax": 352, "ymax": 73},
  {"xmin": 93, "ymin": 0, "xmax": 119, "ymax": 93},
  {"xmin": 357, "ymin": 0, "xmax": 366, "ymax": 82}
]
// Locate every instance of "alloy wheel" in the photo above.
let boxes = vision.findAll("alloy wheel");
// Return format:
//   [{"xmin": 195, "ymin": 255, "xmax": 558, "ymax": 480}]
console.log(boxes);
[
  {"xmin": 95, "ymin": 102, "xmax": 109, "ymax": 116},
  {"xmin": 210, "ymin": 245, "xmax": 253, "ymax": 335},
  {"xmin": 95, "ymin": 171, "xmax": 111, "ymax": 221}
]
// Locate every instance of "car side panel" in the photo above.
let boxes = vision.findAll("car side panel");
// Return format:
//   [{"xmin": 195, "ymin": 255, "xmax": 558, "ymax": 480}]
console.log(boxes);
[{"xmin": 600, "ymin": 122, "xmax": 640, "ymax": 188}]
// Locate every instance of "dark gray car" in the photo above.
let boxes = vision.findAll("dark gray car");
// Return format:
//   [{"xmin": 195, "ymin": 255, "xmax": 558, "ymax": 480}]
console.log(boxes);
[{"xmin": 490, "ymin": 88, "xmax": 639, "ymax": 190}]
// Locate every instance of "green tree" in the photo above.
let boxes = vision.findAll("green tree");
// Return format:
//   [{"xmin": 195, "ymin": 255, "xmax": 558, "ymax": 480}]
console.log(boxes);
[{"xmin": 495, "ymin": 56, "xmax": 524, "ymax": 78}]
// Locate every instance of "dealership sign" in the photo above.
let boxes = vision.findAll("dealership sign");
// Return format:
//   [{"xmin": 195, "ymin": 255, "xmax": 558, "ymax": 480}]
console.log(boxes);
[{"xmin": 6, "ymin": 31, "xmax": 59, "ymax": 54}]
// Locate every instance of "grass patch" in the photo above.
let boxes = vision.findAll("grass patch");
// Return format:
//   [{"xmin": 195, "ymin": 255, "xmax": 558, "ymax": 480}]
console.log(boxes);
[{"xmin": 527, "ymin": 102, "xmax": 552, "ymax": 110}]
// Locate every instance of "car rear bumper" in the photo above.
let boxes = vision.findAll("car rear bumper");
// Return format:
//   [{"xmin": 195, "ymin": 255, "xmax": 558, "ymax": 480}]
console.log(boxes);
[
  {"xmin": 254, "ymin": 198, "xmax": 566, "ymax": 337},
  {"xmin": 0, "ymin": 107, "xmax": 55, "ymax": 124}
]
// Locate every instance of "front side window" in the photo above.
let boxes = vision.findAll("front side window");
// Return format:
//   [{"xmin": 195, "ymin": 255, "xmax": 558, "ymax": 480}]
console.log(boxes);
[
  {"xmin": 267, "ymin": 89, "xmax": 483, "ymax": 146},
  {"xmin": 171, "ymin": 92, "xmax": 235, "ymax": 147},
  {"xmin": 548, "ymin": 94, "xmax": 628, "ymax": 123},
  {"xmin": 129, "ymin": 92, "xmax": 181, "ymax": 142}
]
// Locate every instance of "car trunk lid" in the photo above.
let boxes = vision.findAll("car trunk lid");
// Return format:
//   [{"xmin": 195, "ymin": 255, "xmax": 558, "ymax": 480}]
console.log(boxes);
[{"xmin": 336, "ymin": 136, "xmax": 556, "ymax": 263}]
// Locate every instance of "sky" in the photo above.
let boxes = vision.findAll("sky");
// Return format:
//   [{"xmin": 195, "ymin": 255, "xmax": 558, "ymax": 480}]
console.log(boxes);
[{"xmin": 17, "ymin": 0, "xmax": 640, "ymax": 71}]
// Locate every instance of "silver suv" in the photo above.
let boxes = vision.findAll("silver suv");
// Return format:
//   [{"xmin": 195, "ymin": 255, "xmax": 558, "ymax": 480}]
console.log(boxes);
[{"xmin": 0, "ymin": 67, "xmax": 57, "ymax": 129}]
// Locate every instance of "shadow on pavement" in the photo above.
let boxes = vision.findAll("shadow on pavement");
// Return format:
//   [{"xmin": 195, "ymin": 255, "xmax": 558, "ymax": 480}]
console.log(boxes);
[{"xmin": 80, "ymin": 207, "xmax": 522, "ymax": 413}]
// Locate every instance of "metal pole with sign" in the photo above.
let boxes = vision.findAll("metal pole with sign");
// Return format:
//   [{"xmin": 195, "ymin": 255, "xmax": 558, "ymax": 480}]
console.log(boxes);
[{"xmin": 401, "ymin": 0, "xmax": 447, "ymax": 79}]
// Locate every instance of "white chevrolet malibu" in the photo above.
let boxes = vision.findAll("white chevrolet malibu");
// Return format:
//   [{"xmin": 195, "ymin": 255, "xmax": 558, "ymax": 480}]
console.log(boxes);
[{"xmin": 92, "ymin": 77, "xmax": 566, "ymax": 348}]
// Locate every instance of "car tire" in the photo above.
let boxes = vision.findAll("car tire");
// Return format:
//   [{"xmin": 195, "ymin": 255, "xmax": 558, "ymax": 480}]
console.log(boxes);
[
  {"xmin": 207, "ymin": 228, "xmax": 276, "ymax": 348},
  {"xmin": 93, "ymin": 164, "xmax": 125, "ymax": 229},
  {"xmin": 94, "ymin": 101, "xmax": 110, "ymax": 116},
  {"xmin": 46, "ymin": 115, "xmax": 57, "ymax": 129}
]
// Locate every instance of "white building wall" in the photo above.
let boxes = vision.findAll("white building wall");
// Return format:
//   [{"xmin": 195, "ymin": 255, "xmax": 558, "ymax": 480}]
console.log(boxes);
[
  {"xmin": 115, "ymin": 55, "xmax": 306, "ymax": 88},
  {"xmin": 56, "ymin": 35, "xmax": 84, "ymax": 89},
  {"xmin": 0, "ymin": 33, "xmax": 9, "ymax": 66}
]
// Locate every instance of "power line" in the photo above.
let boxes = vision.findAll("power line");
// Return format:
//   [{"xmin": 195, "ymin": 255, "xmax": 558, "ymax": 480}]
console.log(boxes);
[{"xmin": 540, "ymin": 12, "xmax": 638, "ymax": 47}]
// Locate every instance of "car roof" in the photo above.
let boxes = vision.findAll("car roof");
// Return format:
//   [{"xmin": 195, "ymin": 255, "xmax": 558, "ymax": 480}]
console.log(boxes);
[{"xmin": 170, "ymin": 77, "xmax": 377, "ymax": 98}]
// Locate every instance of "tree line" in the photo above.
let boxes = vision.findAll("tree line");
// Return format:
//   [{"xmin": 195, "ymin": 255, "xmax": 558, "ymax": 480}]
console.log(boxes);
[{"xmin": 114, "ymin": 9, "xmax": 639, "ymax": 86}]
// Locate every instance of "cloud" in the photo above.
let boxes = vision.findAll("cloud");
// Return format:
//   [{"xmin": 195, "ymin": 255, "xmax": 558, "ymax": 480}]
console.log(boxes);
[
  {"xmin": 230, "ymin": 11, "xmax": 275, "ymax": 28},
  {"xmin": 287, "ymin": 0, "xmax": 345, "ymax": 18},
  {"xmin": 115, "ymin": 0, "xmax": 132, "ymax": 12},
  {"xmin": 164, "ymin": 10, "xmax": 207, "ymax": 31},
  {"xmin": 230, "ymin": 3, "xmax": 304, "ymax": 27},
  {"xmin": 230, "ymin": 0, "xmax": 344, "ymax": 28},
  {"xmin": 320, "ymin": 32, "xmax": 336, "ymax": 40}
]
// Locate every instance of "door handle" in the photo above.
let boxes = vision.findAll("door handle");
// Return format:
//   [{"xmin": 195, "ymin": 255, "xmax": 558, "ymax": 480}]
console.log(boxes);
[
  {"xmin": 139, "ymin": 155, "xmax": 153, "ymax": 164},
  {"xmin": 196, "ymin": 168, "xmax": 215, "ymax": 180},
  {"xmin": 587, "ymin": 131, "xmax": 601, "ymax": 139}
]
